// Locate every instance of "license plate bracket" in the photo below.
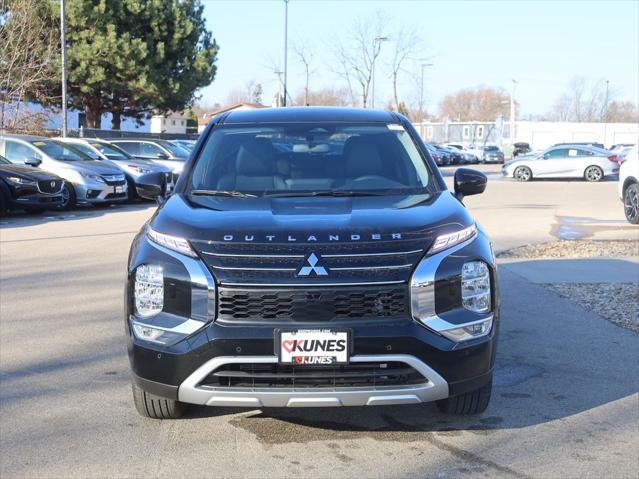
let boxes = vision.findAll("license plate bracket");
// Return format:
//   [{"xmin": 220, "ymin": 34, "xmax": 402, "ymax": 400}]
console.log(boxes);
[{"xmin": 276, "ymin": 329, "xmax": 351, "ymax": 365}]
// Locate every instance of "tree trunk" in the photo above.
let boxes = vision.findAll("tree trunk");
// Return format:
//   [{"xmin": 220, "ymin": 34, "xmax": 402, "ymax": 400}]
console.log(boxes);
[
  {"xmin": 84, "ymin": 96, "xmax": 102, "ymax": 128},
  {"xmin": 111, "ymin": 110, "xmax": 122, "ymax": 130}
]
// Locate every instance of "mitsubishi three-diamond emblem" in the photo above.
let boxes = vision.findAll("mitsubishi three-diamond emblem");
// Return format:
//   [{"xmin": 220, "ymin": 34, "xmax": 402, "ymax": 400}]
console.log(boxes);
[{"xmin": 297, "ymin": 253, "xmax": 328, "ymax": 276}]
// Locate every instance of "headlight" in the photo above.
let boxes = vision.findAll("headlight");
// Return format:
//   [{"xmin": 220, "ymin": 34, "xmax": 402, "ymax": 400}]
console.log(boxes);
[
  {"xmin": 462, "ymin": 261, "xmax": 491, "ymax": 313},
  {"xmin": 429, "ymin": 224, "xmax": 476, "ymax": 254},
  {"xmin": 134, "ymin": 264, "xmax": 163, "ymax": 317},
  {"xmin": 80, "ymin": 172, "xmax": 105, "ymax": 183},
  {"xmin": 126, "ymin": 164, "xmax": 153, "ymax": 174},
  {"xmin": 147, "ymin": 226, "xmax": 197, "ymax": 257},
  {"xmin": 6, "ymin": 176, "xmax": 36, "ymax": 185}
]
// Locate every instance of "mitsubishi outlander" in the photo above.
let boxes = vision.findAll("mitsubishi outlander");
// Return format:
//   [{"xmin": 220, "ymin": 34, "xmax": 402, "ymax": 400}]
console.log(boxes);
[{"xmin": 126, "ymin": 108, "xmax": 499, "ymax": 418}]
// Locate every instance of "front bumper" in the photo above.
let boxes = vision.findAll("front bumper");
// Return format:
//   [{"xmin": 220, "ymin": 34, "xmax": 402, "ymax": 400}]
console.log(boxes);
[
  {"xmin": 74, "ymin": 180, "xmax": 128, "ymax": 204},
  {"xmin": 126, "ymin": 229, "xmax": 499, "ymax": 407}
]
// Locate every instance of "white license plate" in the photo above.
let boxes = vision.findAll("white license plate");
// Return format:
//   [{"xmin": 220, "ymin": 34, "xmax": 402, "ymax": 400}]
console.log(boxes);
[
  {"xmin": 278, "ymin": 329, "xmax": 350, "ymax": 365},
  {"xmin": 114, "ymin": 186, "xmax": 125, "ymax": 194}
]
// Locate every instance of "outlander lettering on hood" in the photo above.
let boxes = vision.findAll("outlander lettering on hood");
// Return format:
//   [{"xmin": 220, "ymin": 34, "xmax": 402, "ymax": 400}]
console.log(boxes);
[{"xmin": 220, "ymin": 232, "xmax": 403, "ymax": 242}]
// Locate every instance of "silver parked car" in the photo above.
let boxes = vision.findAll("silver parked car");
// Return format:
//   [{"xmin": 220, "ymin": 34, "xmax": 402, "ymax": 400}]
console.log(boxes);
[
  {"xmin": 502, "ymin": 145, "xmax": 620, "ymax": 182},
  {"xmin": 0, "ymin": 134, "xmax": 127, "ymax": 209},
  {"xmin": 108, "ymin": 139, "xmax": 188, "ymax": 175},
  {"xmin": 56, "ymin": 138, "xmax": 174, "ymax": 200}
]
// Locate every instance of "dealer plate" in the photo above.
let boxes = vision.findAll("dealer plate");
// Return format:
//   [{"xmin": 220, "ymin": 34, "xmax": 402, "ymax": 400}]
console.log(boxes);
[{"xmin": 277, "ymin": 329, "xmax": 350, "ymax": 365}]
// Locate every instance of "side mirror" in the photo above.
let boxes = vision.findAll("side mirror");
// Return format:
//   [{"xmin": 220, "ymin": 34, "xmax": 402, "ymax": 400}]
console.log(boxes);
[
  {"xmin": 24, "ymin": 157, "xmax": 42, "ymax": 167},
  {"xmin": 157, "ymin": 153, "xmax": 169, "ymax": 160},
  {"xmin": 454, "ymin": 168, "xmax": 487, "ymax": 201},
  {"xmin": 137, "ymin": 183, "xmax": 164, "ymax": 202}
]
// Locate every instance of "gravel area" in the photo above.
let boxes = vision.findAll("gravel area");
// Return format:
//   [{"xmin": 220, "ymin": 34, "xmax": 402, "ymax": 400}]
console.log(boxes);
[
  {"xmin": 544, "ymin": 283, "xmax": 639, "ymax": 332},
  {"xmin": 498, "ymin": 240, "xmax": 639, "ymax": 258}
]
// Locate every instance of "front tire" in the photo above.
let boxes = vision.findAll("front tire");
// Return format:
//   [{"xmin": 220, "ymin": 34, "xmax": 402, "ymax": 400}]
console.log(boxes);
[
  {"xmin": 584, "ymin": 165, "xmax": 604, "ymax": 182},
  {"xmin": 624, "ymin": 183, "xmax": 639, "ymax": 224},
  {"xmin": 131, "ymin": 382, "xmax": 187, "ymax": 419},
  {"xmin": 514, "ymin": 166, "xmax": 532, "ymax": 182},
  {"xmin": 58, "ymin": 183, "xmax": 76, "ymax": 210},
  {"xmin": 436, "ymin": 376, "xmax": 492, "ymax": 415}
]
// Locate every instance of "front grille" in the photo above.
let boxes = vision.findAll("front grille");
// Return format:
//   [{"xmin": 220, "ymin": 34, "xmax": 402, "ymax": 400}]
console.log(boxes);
[
  {"xmin": 37, "ymin": 179, "xmax": 63, "ymax": 194},
  {"xmin": 218, "ymin": 285, "xmax": 408, "ymax": 322},
  {"xmin": 102, "ymin": 175, "xmax": 126, "ymax": 185},
  {"xmin": 201, "ymin": 361, "xmax": 426, "ymax": 389}
]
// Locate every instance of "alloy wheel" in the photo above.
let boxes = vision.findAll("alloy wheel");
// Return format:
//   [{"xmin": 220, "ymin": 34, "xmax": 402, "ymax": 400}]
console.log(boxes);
[
  {"xmin": 514, "ymin": 166, "xmax": 531, "ymax": 182},
  {"xmin": 585, "ymin": 166, "xmax": 603, "ymax": 182},
  {"xmin": 624, "ymin": 184, "xmax": 639, "ymax": 224}
]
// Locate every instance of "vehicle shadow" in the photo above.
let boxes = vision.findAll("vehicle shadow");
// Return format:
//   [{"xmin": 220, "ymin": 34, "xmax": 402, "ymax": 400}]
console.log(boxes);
[
  {"xmin": 0, "ymin": 201, "xmax": 156, "ymax": 229},
  {"xmin": 181, "ymin": 268, "xmax": 639, "ymax": 441}
]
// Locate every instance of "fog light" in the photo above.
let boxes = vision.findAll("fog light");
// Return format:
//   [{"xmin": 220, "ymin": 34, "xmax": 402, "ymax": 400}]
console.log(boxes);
[
  {"xmin": 461, "ymin": 261, "xmax": 491, "ymax": 313},
  {"xmin": 440, "ymin": 317, "xmax": 493, "ymax": 342},
  {"xmin": 131, "ymin": 321, "xmax": 185, "ymax": 345},
  {"xmin": 134, "ymin": 264, "xmax": 163, "ymax": 317}
]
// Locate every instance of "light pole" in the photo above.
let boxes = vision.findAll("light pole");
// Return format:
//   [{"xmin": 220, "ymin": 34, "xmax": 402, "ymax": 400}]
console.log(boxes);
[
  {"xmin": 274, "ymin": 70, "xmax": 284, "ymax": 106},
  {"xmin": 60, "ymin": 0, "xmax": 68, "ymax": 136},
  {"xmin": 370, "ymin": 36, "xmax": 389, "ymax": 108},
  {"xmin": 603, "ymin": 79, "xmax": 610, "ymax": 145},
  {"xmin": 509, "ymin": 79, "xmax": 517, "ymax": 143},
  {"xmin": 282, "ymin": 0, "xmax": 289, "ymax": 107},
  {"xmin": 419, "ymin": 61, "xmax": 434, "ymax": 120}
]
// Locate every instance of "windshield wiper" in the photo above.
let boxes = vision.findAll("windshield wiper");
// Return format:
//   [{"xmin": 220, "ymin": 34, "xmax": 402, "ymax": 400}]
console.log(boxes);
[
  {"xmin": 191, "ymin": 189, "xmax": 257, "ymax": 198},
  {"xmin": 264, "ymin": 190, "xmax": 387, "ymax": 198}
]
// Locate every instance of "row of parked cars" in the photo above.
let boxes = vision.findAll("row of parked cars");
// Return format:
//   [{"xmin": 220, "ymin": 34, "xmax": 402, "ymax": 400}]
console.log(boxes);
[
  {"xmin": 425, "ymin": 143, "xmax": 505, "ymax": 166},
  {"xmin": 0, "ymin": 134, "xmax": 196, "ymax": 216}
]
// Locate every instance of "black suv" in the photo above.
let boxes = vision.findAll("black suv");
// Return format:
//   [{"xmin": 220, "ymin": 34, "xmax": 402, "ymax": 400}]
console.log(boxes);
[
  {"xmin": 126, "ymin": 108, "xmax": 499, "ymax": 419},
  {"xmin": 0, "ymin": 154, "xmax": 65, "ymax": 215}
]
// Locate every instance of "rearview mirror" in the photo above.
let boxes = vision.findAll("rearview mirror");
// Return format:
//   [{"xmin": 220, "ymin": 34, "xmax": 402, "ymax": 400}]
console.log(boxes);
[
  {"xmin": 454, "ymin": 168, "xmax": 487, "ymax": 201},
  {"xmin": 24, "ymin": 157, "xmax": 42, "ymax": 167}
]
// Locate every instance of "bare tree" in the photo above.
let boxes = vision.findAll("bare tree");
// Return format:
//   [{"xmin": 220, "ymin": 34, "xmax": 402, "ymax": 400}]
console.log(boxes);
[
  {"xmin": 546, "ymin": 76, "xmax": 636, "ymax": 122},
  {"xmin": 438, "ymin": 86, "xmax": 510, "ymax": 121},
  {"xmin": 332, "ymin": 13, "xmax": 387, "ymax": 107},
  {"xmin": 0, "ymin": 0, "xmax": 60, "ymax": 133},
  {"xmin": 225, "ymin": 80, "xmax": 264, "ymax": 106},
  {"xmin": 293, "ymin": 87, "xmax": 350, "ymax": 107},
  {"xmin": 293, "ymin": 41, "xmax": 314, "ymax": 106},
  {"xmin": 387, "ymin": 27, "xmax": 423, "ymax": 111}
]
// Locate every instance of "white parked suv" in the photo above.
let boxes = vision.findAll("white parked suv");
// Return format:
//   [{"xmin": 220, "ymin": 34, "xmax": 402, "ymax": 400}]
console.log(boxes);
[{"xmin": 619, "ymin": 145, "xmax": 639, "ymax": 224}]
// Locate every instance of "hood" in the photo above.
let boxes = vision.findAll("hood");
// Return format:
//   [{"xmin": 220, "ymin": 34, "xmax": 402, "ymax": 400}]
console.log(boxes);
[
  {"xmin": 150, "ymin": 191, "xmax": 474, "ymax": 286},
  {"xmin": 57, "ymin": 160, "xmax": 122, "ymax": 175},
  {"xmin": 0, "ymin": 164, "xmax": 62, "ymax": 181}
]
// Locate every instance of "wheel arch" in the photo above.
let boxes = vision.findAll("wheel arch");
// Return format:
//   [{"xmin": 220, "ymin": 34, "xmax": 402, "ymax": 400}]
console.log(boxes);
[{"xmin": 623, "ymin": 176, "xmax": 637, "ymax": 195}]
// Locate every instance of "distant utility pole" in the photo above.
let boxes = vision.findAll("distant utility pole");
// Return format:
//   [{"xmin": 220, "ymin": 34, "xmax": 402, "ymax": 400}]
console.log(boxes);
[
  {"xmin": 603, "ymin": 79, "xmax": 610, "ymax": 144},
  {"xmin": 371, "ymin": 36, "xmax": 389, "ymax": 108},
  {"xmin": 282, "ymin": 0, "xmax": 289, "ymax": 107},
  {"xmin": 419, "ymin": 61, "xmax": 434, "ymax": 120},
  {"xmin": 510, "ymin": 79, "xmax": 517, "ymax": 143},
  {"xmin": 60, "ymin": 0, "xmax": 68, "ymax": 136}
]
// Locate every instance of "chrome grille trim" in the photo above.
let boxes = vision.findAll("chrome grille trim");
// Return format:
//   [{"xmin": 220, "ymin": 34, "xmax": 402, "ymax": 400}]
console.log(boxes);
[
  {"xmin": 219, "ymin": 280, "xmax": 406, "ymax": 287},
  {"xmin": 330, "ymin": 264, "xmax": 413, "ymax": 271},
  {"xmin": 322, "ymin": 249, "xmax": 423, "ymax": 258},
  {"xmin": 201, "ymin": 251, "xmax": 305, "ymax": 259},
  {"xmin": 210, "ymin": 265, "xmax": 297, "ymax": 272}
]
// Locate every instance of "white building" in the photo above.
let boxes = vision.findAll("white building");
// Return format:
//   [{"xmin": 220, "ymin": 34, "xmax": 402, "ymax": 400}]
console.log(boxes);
[
  {"xmin": 150, "ymin": 112, "xmax": 190, "ymax": 134},
  {"xmin": 414, "ymin": 119, "xmax": 638, "ymax": 150}
]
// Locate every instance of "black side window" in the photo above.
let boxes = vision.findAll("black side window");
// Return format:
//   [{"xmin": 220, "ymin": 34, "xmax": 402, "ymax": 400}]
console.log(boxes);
[
  {"xmin": 545, "ymin": 148, "xmax": 567, "ymax": 159},
  {"xmin": 5, "ymin": 141, "xmax": 40, "ymax": 164}
]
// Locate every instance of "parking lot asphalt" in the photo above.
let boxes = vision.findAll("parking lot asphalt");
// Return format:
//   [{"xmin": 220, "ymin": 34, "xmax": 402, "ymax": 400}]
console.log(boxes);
[{"xmin": 1, "ymin": 167, "xmax": 638, "ymax": 478}]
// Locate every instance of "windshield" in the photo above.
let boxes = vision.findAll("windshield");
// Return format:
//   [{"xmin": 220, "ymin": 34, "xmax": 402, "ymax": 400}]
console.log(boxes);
[
  {"xmin": 91, "ymin": 141, "xmax": 131, "ymax": 160},
  {"xmin": 189, "ymin": 122, "xmax": 434, "ymax": 197},
  {"xmin": 483, "ymin": 146, "xmax": 499, "ymax": 151},
  {"xmin": 31, "ymin": 140, "xmax": 91, "ymax": 161},
  {"xmin": 158, "ymin": 140, "xmax": 190, "ymax": 158},
  {"xmin": 68, "ymin": 142, "xmax": 101, "ymax": 159},
  {"xmin": 0, "ymin": 154, "xmax": 10, "ymax": 165}
]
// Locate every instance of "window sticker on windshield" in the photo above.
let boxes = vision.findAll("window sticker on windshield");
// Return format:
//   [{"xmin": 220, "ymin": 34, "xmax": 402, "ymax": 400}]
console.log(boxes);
[
  {"xmin": 32, "ymin": 141, "xmax": 46, "ymax": 146},
  {"xmin": 387, "ymin": 124, "xmax": 405, "ymax": 131},
  {"xmin": 568, "ymin": 149, "xmax": 577, "ymax": 156}
]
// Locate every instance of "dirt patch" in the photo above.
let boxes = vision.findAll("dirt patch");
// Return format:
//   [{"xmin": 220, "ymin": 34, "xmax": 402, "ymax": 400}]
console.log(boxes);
[
  {"xmin": 498, "ymin": 240, "xmax": 639, "ymax": 258},
  {"xmin": 543, "ymin": 283, "xmax": 639, "ymax": 333}
]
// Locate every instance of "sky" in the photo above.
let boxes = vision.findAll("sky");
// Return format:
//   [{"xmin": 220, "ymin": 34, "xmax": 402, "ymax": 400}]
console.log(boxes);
[{"xmin": 199, "ymin": 0, "xmax": 638, "ymax": 117}]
